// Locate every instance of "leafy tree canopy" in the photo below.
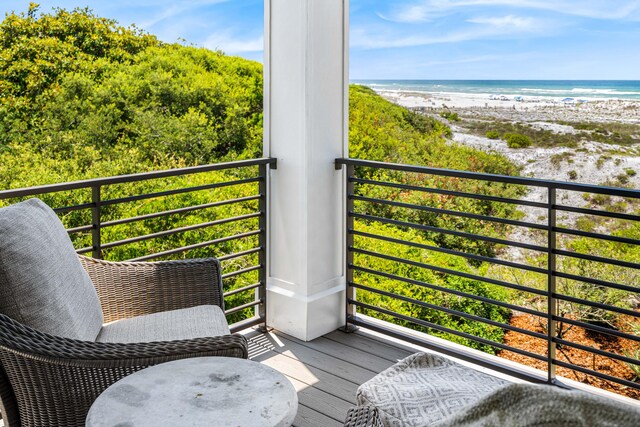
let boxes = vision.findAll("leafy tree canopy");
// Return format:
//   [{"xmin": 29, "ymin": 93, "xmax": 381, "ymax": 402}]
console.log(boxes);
[{"xmin": 0, "ymin": 4, "xmax": 263, "ymax": 188}]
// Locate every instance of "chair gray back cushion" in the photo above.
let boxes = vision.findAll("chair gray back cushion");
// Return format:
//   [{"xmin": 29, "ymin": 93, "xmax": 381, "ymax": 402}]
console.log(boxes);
[{"xmin": 0, "ymin": 198, "xmax": 103, "ymax": 341}]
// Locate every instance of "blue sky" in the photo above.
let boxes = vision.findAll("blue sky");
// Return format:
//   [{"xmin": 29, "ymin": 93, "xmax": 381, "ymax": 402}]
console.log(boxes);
[{"xmin": 2, "ymin": 1, "xmax": 640, "ymax": 79}]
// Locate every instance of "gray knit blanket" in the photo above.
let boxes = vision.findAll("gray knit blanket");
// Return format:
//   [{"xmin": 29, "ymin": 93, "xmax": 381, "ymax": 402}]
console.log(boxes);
[{"xmin": 435, "ymin": 383, "xmax": 640, "ymax": 427}]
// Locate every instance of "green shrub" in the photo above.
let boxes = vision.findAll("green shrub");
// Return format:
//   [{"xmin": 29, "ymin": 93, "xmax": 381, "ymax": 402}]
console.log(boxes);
[
  {"xmin": 504, "ymin": 133, "xmax": 532, "ymax": 148},
  {"xmin": 440, "ymin": 111, "xmax": 460, "ymax": 122},
  {"xmin": 568, "ymin": 170, "xmax": 578, "ymax": 180},
  {"xmin": 353, "ymin": 222, "xmax": 511, "ymax": 354},
  {"xmin": 616, "ymin": 174, "xmax": 630, "ymax": 185},
  {"xmin": 485, "ymin": 131, "xmax": 500, "ymax": 139},
  {"xmin": 625, "ymin": 168, "xmax": 637, "ymax": 177},
  {"xmin": 575, "ymin": 217, "xmax": 596, "ymax": 232},
  {"xmin": 550, "ymin": 152, "xmax": 574, "ymax": 168}
]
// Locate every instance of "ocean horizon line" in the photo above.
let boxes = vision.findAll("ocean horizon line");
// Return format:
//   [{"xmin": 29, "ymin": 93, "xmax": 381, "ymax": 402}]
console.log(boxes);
[{"xmin": 351, "ymin": 79, "xmax": 640, "ymax": 101}]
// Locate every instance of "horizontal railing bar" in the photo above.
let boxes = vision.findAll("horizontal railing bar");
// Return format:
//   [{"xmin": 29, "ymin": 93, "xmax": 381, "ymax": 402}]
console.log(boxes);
[
  {"xmin": 101, "ymin": 195, "xmax": 262, "ymax": 228},
  {"xmin": 555, "ymin": 205, "xmax": 640, "ymax": 222},
  {"xmin": 351, "ymin": 195, "xmax": 548, "ymax": 230},
  {"xmin": 229, "ymin": 316, "xmax": 265, "ymax": 334},
  {"xmin": 554, "ymin": 293, "xmax": 640, "ymax": 318},
  {"xmin": 127, "ymin": 230, "xmax": 261, "ymax": 261},
  {"xmin": 67, "ymin": 224, "xmax": 93, "ymax": 234},
  {"xmin": 102, "ymin": 213, "xmax": 261, "ymax": 250},
  {"xmin": 225, "ymin": 300, "xmax": 262, "ymax": 316},
  {"xmin": 218, "ymin": 248, "xmax": 262, "ymax": 262},
  {"xmin": 350, "ymin": 264, "xmax": 547, "ymax": 313},
  {"xmin": 337, "ymin": 158, "xmax": 640, "ymax": 198},
  {"xmin": 352, "ymin": 247, "xmax": 546, "ymax": 295},
  {"xmin": 350, "ymin": 300, "xmax": 548, "ymax": 362},
  {"xmin": 351, "ymin": 212, "xmax": 548, "ymax": 252},
  {"xmin": 555, "ymin": 249, "xmax": 640, "ymax": 271},
  {"xmin": 351, "ymin": 282, "xmax": 548, "ymax": 340},
  {"xmin": 554, "ymin": 271, "xmax": 640, "ymax": 294},
  {"xmin": 554, "ymin": 338, "xmax": 640, "ymax": 367},
  {"xmin": 349, "ymin": 315, "xmax": 549, "ymax": 384},
  {"xmin": 349, "ymin": 177, "xmax": 548, "ymax": 209},
  {"xmin": 554, "ymin": 226, "xmax": 640, "ymax": 246},
  {"xmin": 224, "ymin": 283, "xmax": 262, "ymax": 298},
  {"xmin": 53, "ymin": 202, "xmax": 94, "ymax": 214},
  {"xmin": 552, "ymin": 316, "xmax": 640, "ymax": 343},
  {"xmin": 222, "ymin": 265, "xmax": 262, "ymax": 280},
  {"xmin": 100, "ymin": 177, "xmax": 261, "ymax": 208},
  {"xmin": 552, "ymin": 359, "xmax": 640, "ymax": 390},
  {"xmin": 76, "ymin": 247, "xmax": 92, "ymax": 255},
  {"xmin": 0, "ymin": 158, "xmax": 277, "ymax": 199},
  {"xmin": 351, "ymin": 229, "xmax": 548, "ymax": 274}
]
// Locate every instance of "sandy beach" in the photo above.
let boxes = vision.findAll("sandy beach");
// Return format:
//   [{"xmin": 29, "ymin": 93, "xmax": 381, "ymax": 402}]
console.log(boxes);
[
  {"xmin": 376, "ymin": 89, "xmax": 640, "ymax": 194},
  {"xmin": 378, "ymin": 90, "xmax": 640, "ymax": 124},
  {"xmin": 375, "ymin": 89, "xmax": 640, "ymax": 254}
]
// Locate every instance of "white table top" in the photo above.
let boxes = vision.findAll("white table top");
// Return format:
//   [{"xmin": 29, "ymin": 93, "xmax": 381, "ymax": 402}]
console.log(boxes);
[{"xmin": 86, "ymin": 357, "xmax": 298, "ymax": 427}]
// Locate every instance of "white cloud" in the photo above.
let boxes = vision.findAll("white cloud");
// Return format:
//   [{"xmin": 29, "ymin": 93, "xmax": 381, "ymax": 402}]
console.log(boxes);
[
  {"xmin": 380, "ymin": 0, "xmax": 640, "ymax": 23},
  {"xmin": 204, "ymin": 32, "xmax": 263, "ymax": 53},
  {"xmin": 352, "ymin": 13, "xmax": 550, "ymax": 49},
  {"xmin": 467, "ymin": 15, "xmax": 538, "ymax": 30},
  {"xmin": 352, "ymin": 28, "xmax": 506, "ymax": 49}
]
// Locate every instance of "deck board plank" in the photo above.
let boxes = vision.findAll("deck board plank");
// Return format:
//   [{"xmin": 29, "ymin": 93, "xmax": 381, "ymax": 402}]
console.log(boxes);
[
  {"xmin": 250, "ymin": 350, "xmax": 358, "ymax": 404},
  {"xmin": 244, "ymin": 328, "xmax": 416, "ymax": 427},
  {"xmin": 248, "ymin": 332, "xmax": 379, "ymax": 385},
  {"xmin": 324, "ymin": 330, "xmax": 414, "ymax": 362},
  {"xmin": 286, "ymin": 376, "xmax": 353, "ymax": 423},
  {"xmin": 293, "ymin": 404, "xmax": 343, "ymax": 427},
  {"xmin": 277, "ymin": 333, "xmax": 397, "ymax": 373}
]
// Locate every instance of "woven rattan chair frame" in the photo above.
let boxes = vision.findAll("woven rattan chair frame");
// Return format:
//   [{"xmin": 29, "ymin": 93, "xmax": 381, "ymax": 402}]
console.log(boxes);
[
  {"xmin": 0, "ymin": 256, "xmax": 248, "ymax": 427},
  {"xmin": 344, "ymin": 405, "xmax": 383, "ymax": 427}
]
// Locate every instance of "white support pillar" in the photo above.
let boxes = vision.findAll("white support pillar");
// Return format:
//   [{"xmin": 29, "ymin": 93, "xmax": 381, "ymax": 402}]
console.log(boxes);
[{"xmin": 264, "ymin": 0, "xmax": 349, "ymax": 341}]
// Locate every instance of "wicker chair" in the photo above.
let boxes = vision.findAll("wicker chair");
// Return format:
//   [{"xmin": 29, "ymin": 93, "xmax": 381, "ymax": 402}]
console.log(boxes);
[
  {"xmin": 0, "ymin": 199, "xmax": 248, "ymax": 427},
  {"xmin": 344, "ymin": 405, "xmax": 383, "ymax": 427}
]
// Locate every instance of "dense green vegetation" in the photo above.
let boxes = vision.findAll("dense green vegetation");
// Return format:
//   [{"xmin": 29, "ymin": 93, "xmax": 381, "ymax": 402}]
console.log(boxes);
[
  {"xmin": 0, "ymin": 4, "xmax": 262, "ymax": 190},
  {"xmin": 348, "ymin": 85, "xmax": 527, "ymax": 351},
  {"xmin": 0, "ymin": 5, "xmax": 264, "ymax": 322},
  {"xmin": 349, "ymin": 85, "xmax": 524, "ymax": 259},
  {"xmin": 353, "ymin": 222, "xmax": 510, "ymax": 353}
]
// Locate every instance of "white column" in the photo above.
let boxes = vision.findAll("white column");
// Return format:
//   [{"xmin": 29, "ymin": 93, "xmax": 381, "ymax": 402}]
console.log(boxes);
[{"xmin": 264, "ymin": 0, "xmax": 349, "ymax": 341}]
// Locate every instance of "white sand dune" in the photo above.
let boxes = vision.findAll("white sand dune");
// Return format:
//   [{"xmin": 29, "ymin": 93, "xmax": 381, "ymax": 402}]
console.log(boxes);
[
  {"xmin": 377, "ymin": 90, "xmax": 640, "ymax": 195},
  {"xmin": 376, "ymin": 90, "xmax": 640, "ymax": 260}
]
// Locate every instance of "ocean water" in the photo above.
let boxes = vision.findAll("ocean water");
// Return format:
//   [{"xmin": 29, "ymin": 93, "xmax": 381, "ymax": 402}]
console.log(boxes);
[{"xmin": 352, "ymin": 80, "xmax": 640, "ymax": 100}]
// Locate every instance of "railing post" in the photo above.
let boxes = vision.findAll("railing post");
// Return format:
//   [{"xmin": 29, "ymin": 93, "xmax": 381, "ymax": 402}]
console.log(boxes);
[
  {"xmin": 257, "ymin": 163, "xmax": 269, "ymax": 331},
  {"xmin": 343, "ymin": 163, "xmax": 358, "ymax": 332},
  {"xmin": 91, "ymin": 185, "xmax": 102, "ymax": 259},
  {"xmin": 547, "ymin": 186, "xmax": 557, "ymax": 384}
]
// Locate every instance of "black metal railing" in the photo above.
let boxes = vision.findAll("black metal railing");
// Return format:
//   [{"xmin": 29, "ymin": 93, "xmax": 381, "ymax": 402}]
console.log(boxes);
[
  {"xmin": 0, "ymin": 158, "xmax": 276, "ymax": 332},
  {"xmin": 336, "ymin": 158, "xmax": 640, "ymax": 393}
]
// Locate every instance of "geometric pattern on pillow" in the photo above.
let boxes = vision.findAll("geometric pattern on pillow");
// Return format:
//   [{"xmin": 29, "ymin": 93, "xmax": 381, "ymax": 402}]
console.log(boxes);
[{"xmin": 356, "ymin": 352, "xmax": 508, "ymax": 427}]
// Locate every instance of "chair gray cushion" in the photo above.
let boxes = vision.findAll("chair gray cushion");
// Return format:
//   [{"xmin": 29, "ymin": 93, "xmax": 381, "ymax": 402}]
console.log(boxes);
[
  {"xmin": 0, "ymin": 198, "xmax": 103, "ymax": 341},
  {"xmin": 356, "ymin": 352, "xmax": 508, "ymax": 427},
  {"xmin": 96, "ymin": 305, "xmax": 230, "ymax": 343}
]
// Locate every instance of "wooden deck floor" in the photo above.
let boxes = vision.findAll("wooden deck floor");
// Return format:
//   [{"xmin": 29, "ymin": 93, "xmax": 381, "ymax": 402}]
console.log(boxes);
[{"xmin": 245, "ymin": 328, "xmax": 416, "ymax": 427}]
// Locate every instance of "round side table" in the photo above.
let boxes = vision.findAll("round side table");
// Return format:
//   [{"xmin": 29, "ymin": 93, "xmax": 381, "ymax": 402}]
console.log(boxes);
[{"xmin": 86, "ymin": 357, "xmax": 298, "ymax": 427}]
